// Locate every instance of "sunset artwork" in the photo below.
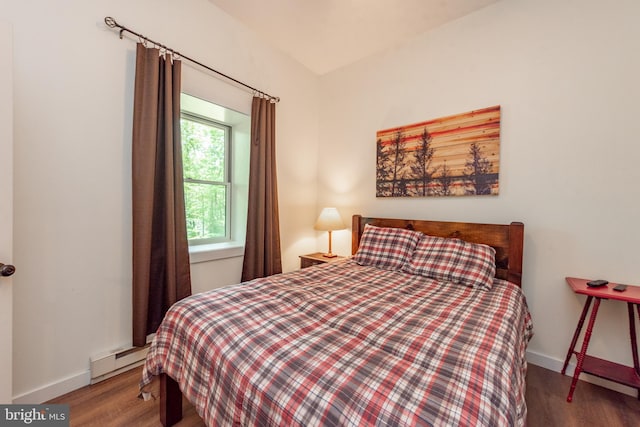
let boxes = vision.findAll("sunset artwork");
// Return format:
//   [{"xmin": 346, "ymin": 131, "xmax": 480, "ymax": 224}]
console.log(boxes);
[{"xmin": 376, "ymin": 106, "xmax": 501, "ymax": 198}]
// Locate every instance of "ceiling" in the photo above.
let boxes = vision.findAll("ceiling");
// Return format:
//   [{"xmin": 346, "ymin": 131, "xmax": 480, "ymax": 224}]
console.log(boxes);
[{"xmin": 208, "ymin": 0, "xmax": 500, "ymax": 75}]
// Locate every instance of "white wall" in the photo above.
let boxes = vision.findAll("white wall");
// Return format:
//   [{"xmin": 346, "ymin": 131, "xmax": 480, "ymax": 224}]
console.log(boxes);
[
  {"xmin": 318, "ymin": 0, "xmax": 640, "ymax": 392},
  {"xmin": 3, "ymin": 0, "xmax": 319, "ymax": 401},
  {"xmin": 0, "ymin": 20, "xmax": 15, "ymax": 404}
]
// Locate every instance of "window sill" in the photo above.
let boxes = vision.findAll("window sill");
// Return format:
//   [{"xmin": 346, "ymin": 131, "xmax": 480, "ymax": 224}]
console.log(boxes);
[{"xmin": 189, "ymin": 242, "xmax": 244, "ymax": 264}]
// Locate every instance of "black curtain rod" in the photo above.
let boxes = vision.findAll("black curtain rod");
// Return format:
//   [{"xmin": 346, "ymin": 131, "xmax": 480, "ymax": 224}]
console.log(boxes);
[{"xmin": 104, "ymin": 16, "xmax": 280, "ymax": 103}]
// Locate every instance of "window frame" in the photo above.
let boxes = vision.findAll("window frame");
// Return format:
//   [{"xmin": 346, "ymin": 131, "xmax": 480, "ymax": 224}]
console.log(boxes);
[{"xmin": 180, "ymin": 110, "xmax": 232, "ymax": 245}]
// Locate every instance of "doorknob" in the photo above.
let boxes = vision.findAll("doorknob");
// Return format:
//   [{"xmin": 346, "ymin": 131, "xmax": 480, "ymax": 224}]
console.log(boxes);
[{"xmin": 0, "ymin": 263, "xmax": 15, "ymax": 277}]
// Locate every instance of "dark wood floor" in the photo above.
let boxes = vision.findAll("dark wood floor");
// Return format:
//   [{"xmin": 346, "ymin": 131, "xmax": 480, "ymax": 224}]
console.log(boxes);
[
  {"xmin": 525, "ymin": 364, "xmax": 640, "ymax": 426},
  {"xmin": 47, "ymin": 363, "xmax": 640, "ymax": 426}
]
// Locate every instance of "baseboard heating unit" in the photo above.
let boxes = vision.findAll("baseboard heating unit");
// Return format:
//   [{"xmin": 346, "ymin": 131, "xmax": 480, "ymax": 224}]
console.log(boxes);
[{"xmin": 90, "ymin": 344, "xmax": 149, "ymax": 384}]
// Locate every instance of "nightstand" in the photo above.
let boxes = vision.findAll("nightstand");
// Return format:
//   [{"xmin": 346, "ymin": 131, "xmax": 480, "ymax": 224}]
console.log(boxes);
[
  {"xmin": 562, "ymin": 277, "xmax": 640, "ymax": 401},
  {"xmin": 299, "ymin": 252, "xmax": 347, "ymax": 269}
]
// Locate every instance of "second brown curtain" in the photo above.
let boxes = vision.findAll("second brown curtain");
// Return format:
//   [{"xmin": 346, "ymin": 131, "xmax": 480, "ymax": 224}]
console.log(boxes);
[
  {"xmin": 131, "ymin": 44, "xmax": 191, "ymax": 347},
  {"xmin": 242, "ymin": 97, "xmax": 282, "ymax": 281}
]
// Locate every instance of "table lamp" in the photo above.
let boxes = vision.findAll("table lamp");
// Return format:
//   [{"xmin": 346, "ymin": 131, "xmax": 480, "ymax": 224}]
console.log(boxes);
[{"xmin": 314, "ymin": 207, "xmax": 345, "ymax": 258}]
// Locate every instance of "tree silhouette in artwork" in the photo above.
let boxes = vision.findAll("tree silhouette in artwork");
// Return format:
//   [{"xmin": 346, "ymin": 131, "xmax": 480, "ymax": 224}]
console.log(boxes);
[
  {"xmin": 376, "ymin": 138, "xmax": 393, "ymax": 196},
  {"xmin": 464, "ymin": 142, "xmax": 493, "ymax": 195},
  {"xmin": 435, "ymin": 160, "xmax": 454, "ymax": 196},
  {"xmin": 397, "ymin": 174, "xmax": 410, "ymax": 197},
  {"xmin": 410, "ymin": 128, "xmax": 435, "ymax": 196},
  {"xmin": 390, "ymin": 131, "xmax": 408, "ymax": 197}
]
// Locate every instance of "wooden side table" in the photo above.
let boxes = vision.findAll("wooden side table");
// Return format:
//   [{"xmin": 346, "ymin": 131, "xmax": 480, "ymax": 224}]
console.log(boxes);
[
  {"xmin": 562, "ymin": 277, "xmax": 640, "ymax": 402},
  {"xmin": 299, "ymin": 252, "xmax": 346, "ymax": 269}
]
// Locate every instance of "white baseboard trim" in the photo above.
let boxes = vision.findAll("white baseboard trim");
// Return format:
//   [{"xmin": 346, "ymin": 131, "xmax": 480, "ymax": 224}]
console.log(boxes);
[
  {"xmin": 12, "ymin": 370, "xmax": 91, "ymax": 404},
  {"xmin": 526, "ymin": 349, "xmax": 637, "ymax": 397}
]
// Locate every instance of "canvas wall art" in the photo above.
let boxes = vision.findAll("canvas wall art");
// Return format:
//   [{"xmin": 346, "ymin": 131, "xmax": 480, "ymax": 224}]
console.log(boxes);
[{"xmin": 376, "ymin": 105, "xmax": 500, "ymax": 197}]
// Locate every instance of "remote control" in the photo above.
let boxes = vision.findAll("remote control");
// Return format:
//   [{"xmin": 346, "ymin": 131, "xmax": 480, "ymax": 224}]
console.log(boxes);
[
  {"xmin": 587, "ymin": 279, "xmax": 608, "ymax": 287},
  {"xmin": 613, "ymin": 284, "xmax": 627, "ymax": 292}
]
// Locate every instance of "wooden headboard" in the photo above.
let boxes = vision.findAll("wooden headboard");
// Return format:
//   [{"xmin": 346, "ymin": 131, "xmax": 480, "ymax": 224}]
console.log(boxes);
[{"xmin": 351, "ymin": 215, "xmax": 525, "ymax": 287}]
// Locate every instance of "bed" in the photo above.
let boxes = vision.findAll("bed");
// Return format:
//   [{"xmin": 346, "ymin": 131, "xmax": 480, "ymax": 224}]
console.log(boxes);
[{"xmin": 141, "ymin": 215, "xmax": 533, "ymax": 426}]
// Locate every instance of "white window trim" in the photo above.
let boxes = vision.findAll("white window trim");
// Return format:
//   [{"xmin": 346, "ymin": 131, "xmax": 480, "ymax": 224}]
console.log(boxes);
[
  {"xmin": 189, "ymin": 241, "xmax": 245, "ymax": 264},
  {"xmin": 181, "ymin": 93, "xmax": 250, "ymax": 258}
]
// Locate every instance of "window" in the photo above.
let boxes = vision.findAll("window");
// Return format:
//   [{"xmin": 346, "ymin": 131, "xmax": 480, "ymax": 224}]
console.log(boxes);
[
  {"xmin": 181, "ymin": 113, "xmax": 230, "ymax": 244},
  {"xmin": 180, "ymin": 93, "xmax": 250, "ymax": 250}
]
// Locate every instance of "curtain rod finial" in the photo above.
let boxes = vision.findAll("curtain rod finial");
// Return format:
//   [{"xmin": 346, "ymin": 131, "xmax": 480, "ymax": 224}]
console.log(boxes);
[{"xmin": 104, "ymin": 16, "xmax": 117, "ymax": 28}]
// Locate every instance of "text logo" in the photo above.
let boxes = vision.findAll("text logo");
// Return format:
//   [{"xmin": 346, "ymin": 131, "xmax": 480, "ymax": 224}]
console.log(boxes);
[{"xmin": 0, "ymin": 405, "xmax": 69, "ymax": 426}]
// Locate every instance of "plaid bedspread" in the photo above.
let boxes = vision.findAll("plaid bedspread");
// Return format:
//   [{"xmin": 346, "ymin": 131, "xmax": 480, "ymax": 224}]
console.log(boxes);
[{"xmin": 141, "ymin": 260, "xmax": 533, "ymax": 426}]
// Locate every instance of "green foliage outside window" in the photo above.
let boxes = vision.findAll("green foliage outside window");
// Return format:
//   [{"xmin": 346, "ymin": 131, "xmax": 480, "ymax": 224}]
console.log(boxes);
[{"xmin": 180, "ymin": 116, "xmax": 229, "ymax": 242}]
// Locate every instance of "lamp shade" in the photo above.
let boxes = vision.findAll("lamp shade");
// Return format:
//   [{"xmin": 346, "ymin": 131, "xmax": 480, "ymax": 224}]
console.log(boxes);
[{"xmin": 314, "ymin": 207, "xmax": 345, "ymax": 231}]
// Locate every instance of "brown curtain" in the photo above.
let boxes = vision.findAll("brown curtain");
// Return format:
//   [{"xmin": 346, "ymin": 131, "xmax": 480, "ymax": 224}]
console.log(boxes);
[
  {"xmin": 241, "ymin": 97, "xmax": 282, "ymax": 281},
  {"xmin": 131, "ymin": 44, "xmax": 191, "ymax": 347}
]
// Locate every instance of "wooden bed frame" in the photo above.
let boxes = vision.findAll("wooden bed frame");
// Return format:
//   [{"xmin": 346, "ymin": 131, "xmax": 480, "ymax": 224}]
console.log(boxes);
[{"xmin": 158, "ymin": 215, "xmax": 525, "ymax": 425}]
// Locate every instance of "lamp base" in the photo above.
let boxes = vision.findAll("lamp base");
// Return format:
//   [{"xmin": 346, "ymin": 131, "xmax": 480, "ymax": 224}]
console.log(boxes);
[{"xmin": 322, "ymin": 252, "xmax": 338, "ymax": 258}]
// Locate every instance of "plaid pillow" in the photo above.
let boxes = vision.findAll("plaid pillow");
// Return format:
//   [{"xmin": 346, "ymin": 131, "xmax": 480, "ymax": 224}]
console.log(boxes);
[
  {"xmin": 353, "ymin": 225, "xmax": 422, "ymax": 271},
  {"xmin": 402, "ymin": 234, "xmax": 497, "ymax": 290}
]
